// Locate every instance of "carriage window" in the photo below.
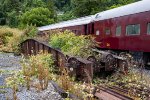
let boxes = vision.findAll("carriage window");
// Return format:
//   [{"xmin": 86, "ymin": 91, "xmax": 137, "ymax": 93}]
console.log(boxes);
[
  {"xmin": 147, "ymin": 23, "xmax": 150, "ymax": 34},
  {"xmin": 96, "ymin": 30, "xmax": 100, "ymax": 35},
  {"xmin": 116, "ymin": 26, "xmax": 121, "ymax": 36},
  {"xmin": 126, "ymin": 24, "xmax": 140, "ymax": 35},
  {"xmin": 105, "ymin": 28, "xmax": 110, "ymax": 35}
]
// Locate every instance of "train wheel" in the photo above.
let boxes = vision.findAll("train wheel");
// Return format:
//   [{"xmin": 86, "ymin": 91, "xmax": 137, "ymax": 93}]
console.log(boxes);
[
  {"xmin": 67, "ymin": 57, "xmax": 79, "ymax": 77},
  {"xmin": 119, "ymin": 60, "xmax": 128, "ymax": 75},
  {"xmin": 119, "ymin": 52, "xmax": 132, "ymax": 62},
  {"xmin": 119, "ymin": 52, "xmax": 133, "ymax": 68},
  {"xmin": 87, "ymin": 56, "xmax": 96, "ymax": 64},
  {"xmin": 105, "ymin": 54, "xmax": 116, "ymax": 71},
  {"xmin": 82, "ymin": 68, "xmax": 92, "ymax": 83},
  {"xmin": 119, "ymin": 52, "xmax": 126, "ymax": 57},
  {"xmin": 87, "ymin": 56, "xmax": 98, "ymax": 72}
]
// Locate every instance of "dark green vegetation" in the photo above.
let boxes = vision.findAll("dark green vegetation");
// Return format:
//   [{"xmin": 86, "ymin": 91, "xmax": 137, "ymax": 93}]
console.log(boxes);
[
  {"xmin": 0, "ymin": 0, "xmax": 56, "ymax": 28},
  {"xmin": 0, "ymin": 0, "xmax": 140, "ymax": 28}
]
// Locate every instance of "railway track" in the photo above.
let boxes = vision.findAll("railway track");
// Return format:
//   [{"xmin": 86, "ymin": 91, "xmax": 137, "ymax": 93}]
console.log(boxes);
[
  {"xmin": 91, "ymin": 85, "xmax": 150, "ymax": 100},
  {"xmin": 93, "ymin": 86, "xmax": 134, "ymax": 100},
  {"xmin": 84, "ymin": 83, "xmax": 150, "ymax": 100}
]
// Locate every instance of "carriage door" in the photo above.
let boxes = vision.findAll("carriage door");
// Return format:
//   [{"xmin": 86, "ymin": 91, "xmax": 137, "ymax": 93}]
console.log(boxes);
[
  {"xmin": 84, "ymin": 24, "xmax": 88, "ymax": 35},
  {"xmin": 85, "ymin": 23, "xmax": 94, "ymax": 35},
  {"xmin": 91, "ymin": 23, "xmax": 94, "ymax": 34}
]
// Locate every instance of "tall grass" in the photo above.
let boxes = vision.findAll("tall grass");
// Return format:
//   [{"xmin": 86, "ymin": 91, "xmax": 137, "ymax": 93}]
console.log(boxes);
[
  {"xmin": 0, "ymin": 26, "xmax": 24, "ymax": 53},
  {"xmin": 0, "ymin": 25, "xmax": 37, "ymax": 53}
]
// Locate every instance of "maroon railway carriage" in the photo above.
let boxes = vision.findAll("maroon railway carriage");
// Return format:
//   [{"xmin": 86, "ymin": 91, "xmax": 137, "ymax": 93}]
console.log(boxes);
[
  {"xmin": 93, "ymin": 0, "xmax": 150, "ymax": 65},
  {"xmin": 38, "ymin": 0, "xmax": 150, "ymax": 66}
]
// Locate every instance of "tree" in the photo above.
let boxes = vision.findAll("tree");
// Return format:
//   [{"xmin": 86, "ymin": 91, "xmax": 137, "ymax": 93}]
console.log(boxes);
[
  {"xmin": 70, "ymin": 0, "xmax": 140, "ymax": 17},
  {"xmin": 70, "ymin": 0, "xmax": 114, "ymax": 17},
  {"xmin": 0, "ymin": 12, "xmax": 6, "ymax": 25},
  {"xmin": 0, "ymin": 0, "xmax": 56, "ymax": 27},
  {"xmin": 53, "ymin": 0, "xmax": 71, "ymax": 12},
  {"xmin": 107, "ymin": 0, "xmax": 140, "ymax": 9},
  {"xmin": 0, "ymin": 0, "xmax": 141, "ymax": 26},
  {"xmin": 0, "ymin": 0, "xmax": 21, "ymax": 12},
  {"xmin": 20, "ymin": 7, "xmax": 55, "ymax": 27},
  {"xmin": 0, "ymin": 0, "xmax": 21, "ymax": 27},
  {"xmin": 57, "ymin": 11, "xmax": 76, "ymax": 22}
]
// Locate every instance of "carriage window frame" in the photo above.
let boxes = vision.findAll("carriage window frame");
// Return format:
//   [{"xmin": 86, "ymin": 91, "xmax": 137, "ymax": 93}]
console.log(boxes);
[
  {"xmin": 116, "ymin": 26, "xmax": 121, "ymax": 36},
  {"xmin": 105, "ymin": 28, "xmax": 111, "ymax": 35},
  {"xmin": 126, "ymin": 24, "xmax": 140, "ymax": 35},
  {"xmin": 147, "ymin": 22, "xmax": 150, "ymax": 34}
]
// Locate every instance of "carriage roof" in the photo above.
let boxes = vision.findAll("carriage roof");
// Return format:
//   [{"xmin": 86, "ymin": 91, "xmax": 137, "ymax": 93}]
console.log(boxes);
[
  {"xmin": 94, "ymin": 0, "xmax": 150, "ymax": 21},
  {"xmin": 38, "ymin": 15, "xmax": 94, "ymax": 31}
]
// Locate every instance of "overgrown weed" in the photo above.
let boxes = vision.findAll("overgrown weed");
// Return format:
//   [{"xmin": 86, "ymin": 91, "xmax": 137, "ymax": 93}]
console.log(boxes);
[
  {"xmin": 49, "ymin": 30, "xmax": 96, "ymax": 58},
  {"xmin": 0, "ymin": 25, "xmax": 37, "ymax": 53}
]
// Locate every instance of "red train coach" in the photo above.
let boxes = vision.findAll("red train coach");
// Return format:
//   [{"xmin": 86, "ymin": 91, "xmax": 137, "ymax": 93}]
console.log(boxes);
[
  {"xmin": 38, "ymin": 15, "xmax": 94, "ymax": 35},
  {"xmin": 38, "ymin": 0, "xmax": 150, "ymax": 66},
  {"xmin": 93, "ymin": 0, "xmax": 150, "ymax": 66}
]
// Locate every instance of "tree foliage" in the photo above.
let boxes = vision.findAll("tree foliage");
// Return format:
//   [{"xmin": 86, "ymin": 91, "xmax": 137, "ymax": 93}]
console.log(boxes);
[
  {"xmin": 0, "ymin": 0, "xmax": 141, "ymax": 27},
  {"xmin": 20, "ymin": 7, "xmax": 55, "ymax": 27},
  {"xmin": 0, "ymin": 12, "xmax": 6, "ymax": 25},
  {"xmin": 0, "ymin": 0, "xmax": 56, "ymax": 27},
  {"xmin": 57, "ymin": 11, "xmax": 76, "ymax": 22},
  {"xmin": 71, "ymin": 0, "xmax": 140, "ymax": 17},
  {"xmin": 53, "ymin": 0, "xmax": 71, "ymax": 12},
  {"xmin": 54, "ymin": 0, "xmax": 140, "ymax": 20}
]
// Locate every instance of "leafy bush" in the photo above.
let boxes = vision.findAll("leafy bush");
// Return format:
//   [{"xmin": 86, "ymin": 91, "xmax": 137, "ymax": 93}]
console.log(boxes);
[
  {"xmin": 0, "ymin": 26, "xmax": 24, "ymax": 53},
  {"xmin": 21, "ymin": 52, "xmax": 54, "ymax": 90},
  {"xmin": 27, "ymin": 52, "xmax": 54, "ymax": 73},
  {"xmin": 49, "ymin": 30, "xmax": 95, "ymax": 58},
  {"xmin": 5, "ymin": 70, "xmax": 25, "ymax": 88},
  {"xmin": 20, "ymin": 7, "xmax": 55, "ymax": 27},
  {"xmin": 23, "ymin": 25, "xmax": 38, "ymax": 38},
  {"xmin": 57, "ymin": 68, "xmax": 95, "ymax": 99},
  {"xmin": 5, "ymin": 52, "xmax": 54, "ymax": 93},
  {"xmin": 0, "ymin": 26, "xmax": 38, "ymax": 53}
]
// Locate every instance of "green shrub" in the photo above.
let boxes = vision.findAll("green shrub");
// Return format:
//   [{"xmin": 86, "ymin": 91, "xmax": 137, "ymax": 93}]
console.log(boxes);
[
  {"xmin": 21, "ymin": 52, "xmax": 55, "ymax": 90},
  {"xmin": 20, "ymin": 7, "xmax": 55, "ymax": 27},
  {"xmin": 0, "ymin": 25, "xmax": 38, "ymax": 53},
  {"xmin": 28, "ymin": 52, "xmax": 54, "ymax": 73},
  {"xmin": 0, "ymin": 26, "xmax": 24, "ymax": 52},
  {"xmin": 5, "ymin": 70, "xmax": 26, "ymax": 89},
  {"xmin": 49, "ymin": 30, "xmax": 95, "ymax": 58},
  {"xmin": 23, "ymin": 25, "xmax": 38, "ymax": 38}
]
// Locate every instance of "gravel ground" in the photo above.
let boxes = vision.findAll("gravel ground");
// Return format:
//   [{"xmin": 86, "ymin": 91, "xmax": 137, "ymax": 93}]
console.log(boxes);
[
  {"xmin": 17, "ymin": 82, "xmax": 63, "ymax": 100},
  {"xmin": 0, "ymin": 76, "xmax": 7, "ymax": 100},
  {"xmin": 0, "ymin": 53, "xmax": 21, "ymax": 100},
  {"xmin": 0, "ymin": 53, "xmax": 64, "ymax": 100},
  {"xmin": 0, "ymin": 53, "xmax": 21, "ymax": 70}
]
